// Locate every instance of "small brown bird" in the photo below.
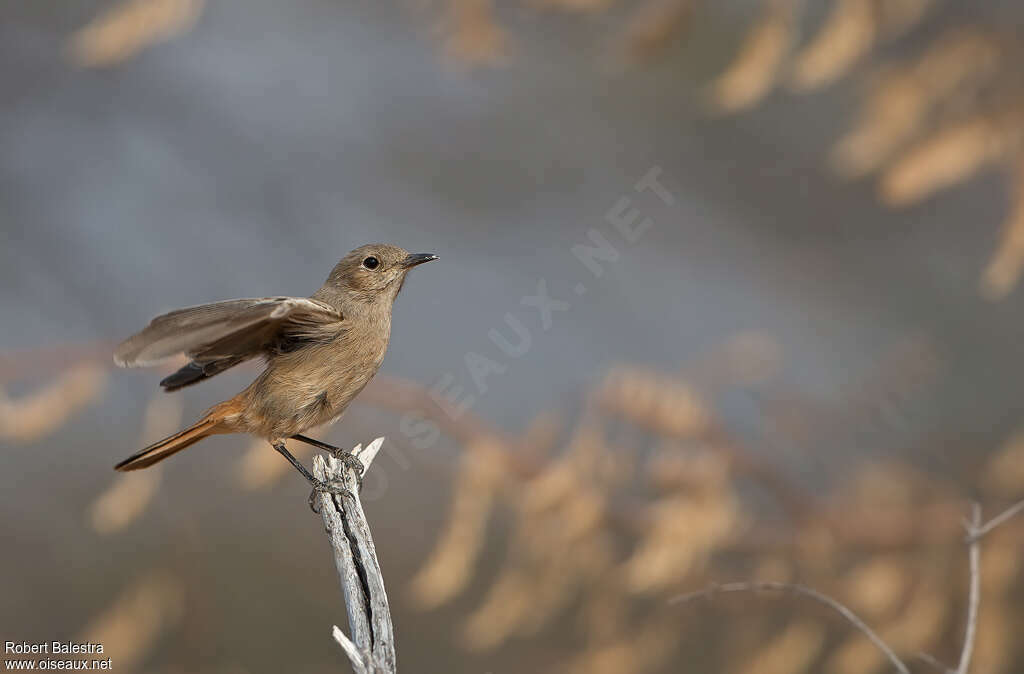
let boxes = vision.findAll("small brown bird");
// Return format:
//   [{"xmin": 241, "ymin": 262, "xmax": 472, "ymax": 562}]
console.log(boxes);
[{"xmin": 113, "ymin": 244, "xmax": 437, "ymax": 502}]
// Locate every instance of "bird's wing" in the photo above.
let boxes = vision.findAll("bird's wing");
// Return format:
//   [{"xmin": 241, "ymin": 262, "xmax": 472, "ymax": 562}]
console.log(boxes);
[{"xmin": 114, "ymin": 297, "xmax": 344, "ymax": 368}]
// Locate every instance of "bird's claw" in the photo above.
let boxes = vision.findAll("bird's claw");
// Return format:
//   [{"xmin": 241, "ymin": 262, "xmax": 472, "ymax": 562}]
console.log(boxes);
[
  {"xmin": 335, "ymin": 451, "xmax": 366, "ymax": 482},
  {"xmin": 306, "ymin": 452, "xmax": 364, "ymax": 513},
  {"xmin": 308, "ymin": 478, "xmax": 354, "ymax": 514}
]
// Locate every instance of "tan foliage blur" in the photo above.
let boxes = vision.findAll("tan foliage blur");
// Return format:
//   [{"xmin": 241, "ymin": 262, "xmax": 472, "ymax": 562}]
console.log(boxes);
[
  {"xmin": 981, "ymin": 158, "xmax": 1024, "ymax": 300},
  {"xmin": 77, "ymin": 571, "xmax": 185, "ymax": 670},
  {"xmin": 68, "ymin": 0, "xmax": 205, "ymax": 68},
  {"xmin": 410, "ymin": 438, "xmax": 510, "ymax": 608},
  {"xmin": 736, "ymin": 620, "xmax": 824, "ymax": 674},
  {"xmin": 982, "ymin": 431, "xmax": 1024, "ymax": 497},
  {"xmin": 0, "ymin": 363, "xmax": 108, "ymax": 442},
  {"xmin": 60, "ymin": 0, "xmax": 1024, "ymax": 297},
  {"xmin": 89, "ymin": 393, "xmax": 183, "ymax": 534},
  {"xmin": 61, "ymin": 0, "xmax": 1024, "ymax": 298},
  {"xmin": 622, "ymin": 0, "xmax": 696, "ymax": 63},
  {"xmin": 431, "ymin": 0, "xmax": 1024, "ymax": 299},
  {"xmin": 2, "ymin": 329, "xmax": 1022, "ymax": 671},
  {"xmin": 238, "ymin": 436, "xmax": 312, "ymax": 490},
  {"xmin": 830, "ymin": 28, "xmax": 1001, "ymax": 178},
  {"xmin": 405, "ymin": 333, "xmax": 1024, "ymax": 673},
  {"xmin": 711, "ymin": 2, "xmax": 1024, "ymax": 300},
  {"xmin": 442, "ymin": 0, "xmax": 509, "ymax": 67},
  {"xmin": 706, "ymin": 1, "xmax": 796, "ymax": 113}
]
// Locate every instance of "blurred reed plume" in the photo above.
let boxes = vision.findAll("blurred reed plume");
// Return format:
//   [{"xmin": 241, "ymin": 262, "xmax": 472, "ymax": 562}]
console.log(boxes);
[
  {"xmin": 982, "ymin": 431, "xmax": 1024, "ymax": 497},
  {"xmin": 704, "ymin": 6, "xmax": 1024, "ymax": 299},
  {"xmin": 620, "ymin": 0, "xmax": 697, "ymax": 64},
  {"xmin": 981, "ymin": 157, "xmax": 1024, "ymax": 299},
  {"xmin": 1, "ymin": 327, "xmax": 1022, "ymax": 671},
  {"xmin": 77, "ymin": 570, "xmax": 185, "ymax": 671},
  {"xmin": 707, "ymin": 0, "xmax": 800, "ymax": 114},
  {"xmin": 89, "ymin": 393, "xmax": 183, "ymax": 534},
  {"xmin": 68, "ymin": 0, "xmax": 205, "ymax": 68},
  {"xmin": 405, "ymin": 332, "xmax": 1024, "ymax": 673},
  {"xmin": 426, "ymin": 0, "xmax": 1024, "ymax": 299},
  {"xmin": 409, "ymin": 438, "xmax": 509, "ymax": 609},
  {"xmin": 441, "ymin": 0, "xmax": 509, "ymax": 67},
  {"xmin": 238, "ymin": 436, "xmax": 313, "ymax": 490},
  {"xmin": 60, "ymin": 1, "xmax": 1024, "ymax": 291},
  {"xmin": 0, "ymin": 362, "xmax": 108, "ymax": 443},
  {"xmin": 734, "ymin": 620, "xmax": 824, "ymax": 674}
]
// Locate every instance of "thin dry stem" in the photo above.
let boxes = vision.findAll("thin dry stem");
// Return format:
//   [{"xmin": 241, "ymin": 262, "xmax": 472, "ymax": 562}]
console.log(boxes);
[
  {"xmin": 969, "ymin": 498, "xmax": 1024, "ymax": 542},
  {"xmin": 671, "ymin": 581, "xmax": 911, "ymax": 674},
  {"xmin": 956, "ymin": 503, "xmax": 982, "ymax": 674}
]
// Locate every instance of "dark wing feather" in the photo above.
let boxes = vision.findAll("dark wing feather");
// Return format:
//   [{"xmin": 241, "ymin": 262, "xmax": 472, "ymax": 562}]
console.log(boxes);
[
  {"xmin": 159, "ymin": 361, "xmax": 206, "ymax": 390},
  {"xmin": 114, "ymin": 298, "xmax": 344, "ymax": 380},
  {"xmin": 159, "ymin": 356, "xmax": 249, "ymax": 391}
]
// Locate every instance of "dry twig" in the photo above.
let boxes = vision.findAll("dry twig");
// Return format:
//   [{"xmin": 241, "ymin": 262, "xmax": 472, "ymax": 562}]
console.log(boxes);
[
  {"xmin": 956, "ymin": 503, "xmax": 982, "ymax": 674},
  {"xmin": 671, "ymin": 581, "xmax": 911, "ymax": 674},
  {"xmin": 969, "ymin": 498, "xmax": 1024, "ymax": 542},
  {"xmin": 313, "ymin": 438, "xmax": 396, "ymax": 674},
  {"xmin": 675, "ymin": 498, "xmax": 1024, "ymax": 674}
]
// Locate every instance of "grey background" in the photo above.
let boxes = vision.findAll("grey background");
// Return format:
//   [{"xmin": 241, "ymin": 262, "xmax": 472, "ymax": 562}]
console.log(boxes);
[{"xmin": 2, "ymin": 0, "xmax": 1022, "ymax": 672}]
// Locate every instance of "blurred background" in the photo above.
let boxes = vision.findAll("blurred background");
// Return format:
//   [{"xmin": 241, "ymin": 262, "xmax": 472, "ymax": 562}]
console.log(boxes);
[{"xmin": 3, "ymin": 0, "xmax": 1024, "ymax": 672}]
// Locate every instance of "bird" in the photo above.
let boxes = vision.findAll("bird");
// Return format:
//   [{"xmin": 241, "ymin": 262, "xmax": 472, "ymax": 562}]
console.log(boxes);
[{"xmin": 112, "ymin": 243, "xmax": 437, "ymax": 505}]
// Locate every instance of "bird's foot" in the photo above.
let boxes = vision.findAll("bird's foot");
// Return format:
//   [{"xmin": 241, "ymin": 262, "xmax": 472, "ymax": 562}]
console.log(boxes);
[
  {"xmin": 333, "ymin": 450, "xmax": 366, "ymax": 483},
  {"xmin": 308, "ymin": 478, "xmax": 354, "ymax": 514}
]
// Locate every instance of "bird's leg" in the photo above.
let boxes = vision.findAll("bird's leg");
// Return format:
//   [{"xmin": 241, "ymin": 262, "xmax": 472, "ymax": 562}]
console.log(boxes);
[
  {"xmin": 290, "ymin": 433, "xmax": 342, "ymax": 453},
  {"xmin": 271, "ymin": 441, "xmax": 351, "ymax": 513},
  {"xmin": 290, "ymin": 434, "xmax": 365, "ymax": 480}
]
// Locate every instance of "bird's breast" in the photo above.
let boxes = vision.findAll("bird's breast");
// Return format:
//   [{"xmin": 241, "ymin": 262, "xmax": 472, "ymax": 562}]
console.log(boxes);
[{"xmin": 241, "ymin": 324, "xmax": 390, "ymax": 436}]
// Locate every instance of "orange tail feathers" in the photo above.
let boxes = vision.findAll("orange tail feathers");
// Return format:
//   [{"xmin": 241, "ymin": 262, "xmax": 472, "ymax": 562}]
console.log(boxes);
[{"xmin": 115, "ymin": 414, "xmax": 225, "ymax": 471}]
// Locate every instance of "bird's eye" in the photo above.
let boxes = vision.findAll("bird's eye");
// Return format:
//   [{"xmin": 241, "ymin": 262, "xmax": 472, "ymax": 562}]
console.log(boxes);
[{"xmin": 362, "ymin": 256, "xmax": 380, "ymax": 270}]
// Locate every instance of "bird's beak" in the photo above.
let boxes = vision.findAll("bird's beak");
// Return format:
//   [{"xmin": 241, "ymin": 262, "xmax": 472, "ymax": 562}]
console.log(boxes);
[{"xmin": 402, "ymin": 253, "xmax": 439, "ymax": 268}]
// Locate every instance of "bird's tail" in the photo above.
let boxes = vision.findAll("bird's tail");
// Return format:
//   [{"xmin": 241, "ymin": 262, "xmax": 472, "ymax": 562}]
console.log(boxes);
[{"xmin": 115, "ymin": 415, "xmax": 222, "ymax": 471}]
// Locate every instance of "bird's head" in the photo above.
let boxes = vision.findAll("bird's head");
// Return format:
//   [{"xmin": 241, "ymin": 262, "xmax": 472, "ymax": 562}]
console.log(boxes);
[{"xmin": 321, "ymin": 244, "xmax": 437, "ymax": 305}]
